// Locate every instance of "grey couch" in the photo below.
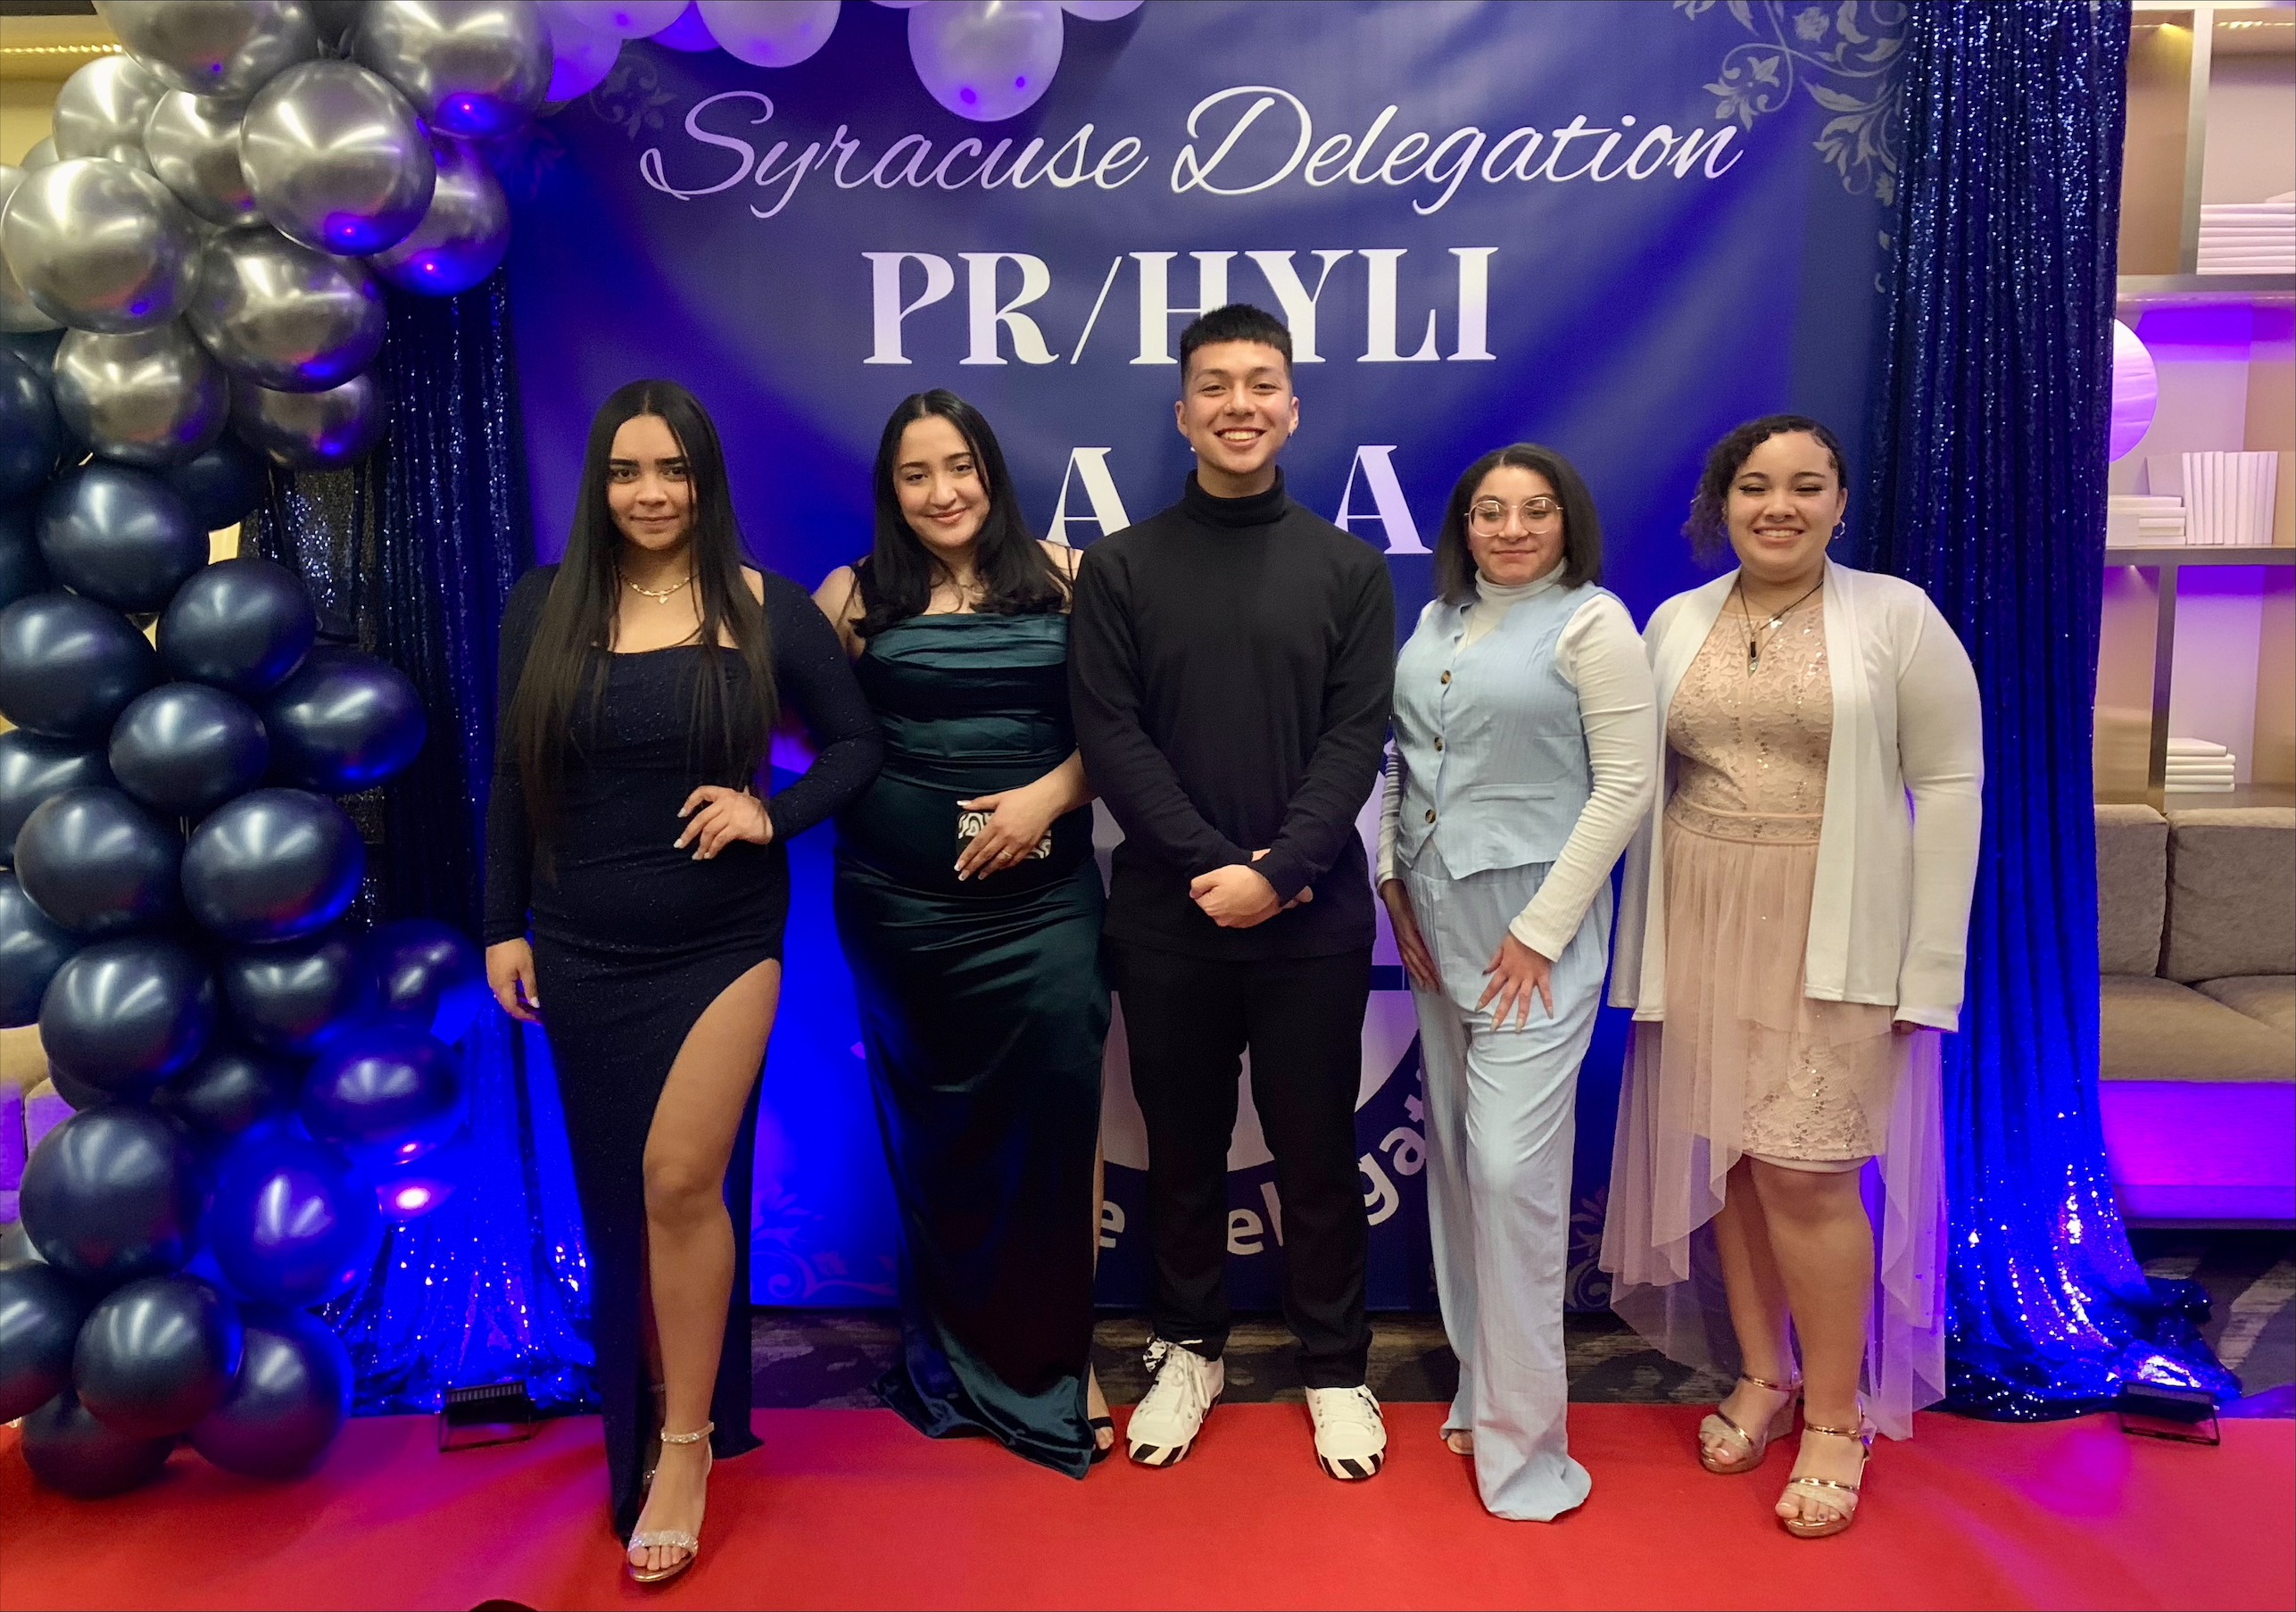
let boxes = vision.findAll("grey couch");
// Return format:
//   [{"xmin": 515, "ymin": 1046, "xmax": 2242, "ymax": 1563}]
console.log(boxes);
[{"xmin": 2096, "ymin": 804, "xmax": 2295, "ymax": 1222}]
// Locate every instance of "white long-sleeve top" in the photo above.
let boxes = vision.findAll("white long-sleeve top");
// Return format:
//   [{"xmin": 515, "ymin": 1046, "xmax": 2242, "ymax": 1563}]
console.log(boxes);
[
  {"xmin": 1609, "ymin": 562, "xmax": 1984, "ymax": 1031},
  {"xmin": 1377, "ymin": 571, "xmax": 1656, "ymax": 959}
]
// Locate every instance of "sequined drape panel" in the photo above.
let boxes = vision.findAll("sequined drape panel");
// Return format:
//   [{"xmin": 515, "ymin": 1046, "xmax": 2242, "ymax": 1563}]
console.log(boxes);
[
  {"xmin": 1856, "ymin": 1, "xmax": 2233, "ymax": 1416},
  {"xmin": 256, "ymin": 275, "xmax": 593, "ymax": 1413}
]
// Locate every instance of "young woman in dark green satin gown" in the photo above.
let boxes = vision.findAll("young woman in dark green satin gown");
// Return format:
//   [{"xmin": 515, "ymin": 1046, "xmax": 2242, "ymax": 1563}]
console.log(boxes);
[{"xmin": 814, "ymin": 390, "xmax": 1113, "ymax": 1475}]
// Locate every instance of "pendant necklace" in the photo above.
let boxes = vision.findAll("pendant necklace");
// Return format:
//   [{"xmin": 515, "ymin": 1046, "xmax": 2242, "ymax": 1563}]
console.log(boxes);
[
  {"xmin": 1734, "ymin": 569, "xmax": 1825, "ymax": 674},
  {"xmin": 623, "ymin": 570, "xmax": 694, "ymax": 603}
]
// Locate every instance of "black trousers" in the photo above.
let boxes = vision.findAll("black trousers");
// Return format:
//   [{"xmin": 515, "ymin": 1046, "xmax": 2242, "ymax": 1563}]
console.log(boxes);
[{"xmin": 1109, "ymin": 943, "xmax": 1372, "ymax": 1388}]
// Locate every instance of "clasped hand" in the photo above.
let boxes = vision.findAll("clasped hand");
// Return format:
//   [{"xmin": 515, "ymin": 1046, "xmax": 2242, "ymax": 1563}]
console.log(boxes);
[
  {"xmin": 954, "ymin": 778, "xmax": 1060, "ymax": 880},
  {"xmin": 1189, "ymin": 849, "xmax": 1314, "ymax": 929},
  {"xmin": 676, "ymin": 785, "xmax": 774, "ymax": 859}
]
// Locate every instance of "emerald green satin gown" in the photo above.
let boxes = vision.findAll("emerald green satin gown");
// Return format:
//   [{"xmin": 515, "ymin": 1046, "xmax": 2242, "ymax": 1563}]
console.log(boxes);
[{"xmin": 833, "ymin": 611, "xmax": 1108, "ymax": 1477}]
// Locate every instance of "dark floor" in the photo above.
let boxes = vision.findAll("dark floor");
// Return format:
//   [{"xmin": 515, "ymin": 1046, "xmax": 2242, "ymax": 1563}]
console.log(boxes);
[{"xmin": 754, "ymin": 1228, "xmax": 2296, "ymax": 1415}]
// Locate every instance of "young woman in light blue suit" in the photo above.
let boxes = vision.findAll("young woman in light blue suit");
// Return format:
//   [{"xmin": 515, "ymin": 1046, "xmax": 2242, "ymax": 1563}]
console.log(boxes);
[{"xmin": 1377, "ymin": 444, "xmax": 1654, "ymax": 1520}]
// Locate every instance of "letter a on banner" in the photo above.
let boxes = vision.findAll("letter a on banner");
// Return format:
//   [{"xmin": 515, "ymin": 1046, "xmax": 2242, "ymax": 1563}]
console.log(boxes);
[
  {"xmin": 1335, "ymin": 445, "xmax": 1428, "ymax": 553},
  {"xmin": 1048, "ymin": 448, "xmax": 1131, "ymax": 544}
]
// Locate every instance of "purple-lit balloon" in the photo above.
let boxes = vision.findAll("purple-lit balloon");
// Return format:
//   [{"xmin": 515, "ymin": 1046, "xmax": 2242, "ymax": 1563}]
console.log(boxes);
[
  {"xmin": 560, "ymin": 0, "xmax": 686, "ymax": 37},
  {"xmin": 351, "ymin": 0, "xmax": 551, "ymax": 139},
  {"xmin": 650, "ymin": 3, "xmax": 718, "ymax": 49},
  {"xmin": 908, "ymin": 0, "xmax": 1064, "ymax": 123},
  {"xmin": 2110, "ymin": 320, "xmax": 2157, "ymax": 463},
  {"xmin": 300, "ymin": 1019, "xmax": 465, "ymax": 1167},
  {"xmin": 541, "ymin": 7, "xmax": 621, "ymax": 101},
  {"xmin": 238, "ymin": 60, "xmax": 436, "ymax": 256},
  {"xmin": 1059, "ymin": 0, "xmax": 1140, "ymax": 16},
  {"xmin": 696, "ymin": 0, "xmax": 839, "ymax": 67},
  {"xmin": 366, "ymin": 137, "xmax": 509, "ymax": 296},
  {"xmin": 229, "ymin": 371, "xmax": 388, "ymax": 470},
  {"xmin": 207, "ymin": 1131, "xmax": 380, "ymax": 1306}
]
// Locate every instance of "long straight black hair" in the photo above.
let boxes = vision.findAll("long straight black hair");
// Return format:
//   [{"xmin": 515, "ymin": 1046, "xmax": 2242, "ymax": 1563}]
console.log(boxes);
[
  {"xmin": 509, "ymin": 379, "xmax": 775, "ymax": 856},
  {"xmin": 853, "ymin": 389, "xmax": 1068, "ymax": 638}
]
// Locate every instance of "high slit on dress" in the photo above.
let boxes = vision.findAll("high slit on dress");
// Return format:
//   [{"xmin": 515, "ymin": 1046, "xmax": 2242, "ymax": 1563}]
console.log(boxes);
[{"xmin": 485, "ymin": 563, "xmax": 882, "ymax": 1538}]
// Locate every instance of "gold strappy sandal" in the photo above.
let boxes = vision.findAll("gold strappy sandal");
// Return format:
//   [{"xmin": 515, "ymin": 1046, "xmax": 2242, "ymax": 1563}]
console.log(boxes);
[
  {"xmin": 1697, "ymin": 1371, "xmax": 1801, "ymax": 1474},
  {"xmin": 628, "ymin": 1422, "xmax": 712, "ymax": 1585},
  {"xmin": 1778, "ymin": 1412, "xmax": 1873, "ymax": 1539}
]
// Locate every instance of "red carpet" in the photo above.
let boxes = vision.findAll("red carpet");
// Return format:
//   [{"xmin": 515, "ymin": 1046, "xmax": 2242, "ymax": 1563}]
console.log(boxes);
[{"xmin": 1, "ymin": 1403, "xmax": 2288, "ymax": 1611}]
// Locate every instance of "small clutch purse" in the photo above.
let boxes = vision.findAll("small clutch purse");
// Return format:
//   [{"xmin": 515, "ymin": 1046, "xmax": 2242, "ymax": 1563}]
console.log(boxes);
[{"xmin": 957, "ymin": 809, "xmax": 1053, "ymax": 862}]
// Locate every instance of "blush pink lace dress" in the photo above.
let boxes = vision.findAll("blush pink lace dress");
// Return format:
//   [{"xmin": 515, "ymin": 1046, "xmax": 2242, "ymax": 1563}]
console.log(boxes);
[{"xmin": 1601, "ymin": 595, "xmax": 1947, "ymax": 1439}]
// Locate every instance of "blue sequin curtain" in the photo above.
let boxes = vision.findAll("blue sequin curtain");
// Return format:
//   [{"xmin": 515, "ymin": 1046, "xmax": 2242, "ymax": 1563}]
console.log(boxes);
[
  {"xmin": 253, "ymin": 275, "xmax": 593, "ymax": 1413},
  {"xmin": 1855, "ymin": 0, "xmax": 2233, "ymax": 1417}
]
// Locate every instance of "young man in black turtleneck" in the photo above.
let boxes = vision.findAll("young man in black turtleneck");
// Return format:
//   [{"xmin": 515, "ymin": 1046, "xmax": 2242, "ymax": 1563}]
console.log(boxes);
[{"xmin": 1069, "ymin": 303, "xmax": 1396, "ymax": 1480}]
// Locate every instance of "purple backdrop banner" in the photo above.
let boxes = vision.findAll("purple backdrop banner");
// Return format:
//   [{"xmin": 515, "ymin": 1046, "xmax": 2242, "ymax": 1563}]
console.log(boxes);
[{"xmin": 499, "ymin": 0, "xmax": 1902, "ymax": 1308}]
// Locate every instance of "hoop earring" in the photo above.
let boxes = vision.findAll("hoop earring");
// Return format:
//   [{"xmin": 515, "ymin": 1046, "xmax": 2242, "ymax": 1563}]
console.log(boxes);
[{"xmin": 1831, "ymin": 519, "xmax": 1846, "ymax": 542}]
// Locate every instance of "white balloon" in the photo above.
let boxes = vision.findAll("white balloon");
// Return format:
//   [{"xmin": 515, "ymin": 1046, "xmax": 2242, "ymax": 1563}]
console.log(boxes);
[
  {"xmin": 696, "ymin": 0, "xmax": 839, "ymax": 67},
  {"xmin": 908, "ymin": 1, "xmax": 1064, "ymax": 123},
  {"xmin": 873, "ymin": 1, "xmax": 925, "ymax": 8},
  {"xmin": 542, "ymin": 7, "xmax": 624, "ymax": 99},
  {"xmin": 52, "ymin": 55, "xmax": 170, "ymax": 170},
  {"xmin": 558, "ymin": 0, "xmax": 687, "ymax": 37},
  {"xmin": 1059, "ymin": 0, "xmax": 1140, "ymax": 17}
]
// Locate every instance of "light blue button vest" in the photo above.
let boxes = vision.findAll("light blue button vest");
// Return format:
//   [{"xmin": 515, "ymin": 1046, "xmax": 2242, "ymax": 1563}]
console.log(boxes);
[{"xmin": 1392, "ymin": 581, "xmax": 1604, "ymax": 878}]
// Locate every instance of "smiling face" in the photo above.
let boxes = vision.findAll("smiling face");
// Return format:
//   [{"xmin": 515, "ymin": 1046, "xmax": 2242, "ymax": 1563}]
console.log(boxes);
[
  {"xmin": 1463, "ymin": 464, "xmax": 1567, "ymax": 589},
  {"xmin": 1725, "ymin": 429, "xmax": 1846, "ymax": 589},
  {"xmin": 1175, "ymin": 339, "xmax": 1297, "ymax": 496},
  {"xmin": 893, "ymin": 412, "xmax": 990, "ymax": 562},
  {"xmin": 605, "ymin": 413, "xmax": 693, "ymax": 555}
]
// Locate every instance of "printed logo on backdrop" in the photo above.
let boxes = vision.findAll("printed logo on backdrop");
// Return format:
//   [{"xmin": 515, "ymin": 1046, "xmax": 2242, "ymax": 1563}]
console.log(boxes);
[{"xmin": 501, "ymin": 0, "xmax": 1907, "ymax": 1307}]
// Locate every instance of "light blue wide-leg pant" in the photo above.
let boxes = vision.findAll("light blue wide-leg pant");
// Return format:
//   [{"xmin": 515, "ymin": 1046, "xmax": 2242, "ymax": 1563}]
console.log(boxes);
[{"xmin": 1405, "ymin": 850, "xmax": 1608, "ymax": 1522}]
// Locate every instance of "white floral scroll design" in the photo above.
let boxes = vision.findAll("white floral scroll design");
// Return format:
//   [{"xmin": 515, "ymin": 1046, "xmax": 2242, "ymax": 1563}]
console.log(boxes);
[{"xmin": 1677, "ymin": 0, "xmax": 1907, "ymax": 204}]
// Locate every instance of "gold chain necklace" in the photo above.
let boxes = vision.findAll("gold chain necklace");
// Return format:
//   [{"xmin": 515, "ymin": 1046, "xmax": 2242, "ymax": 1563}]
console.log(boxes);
[
  {"xmin": 622, "ymin": 570, "xmax": 694, "ymax": 603},
  {"xmin": 1733, "ymin": 569, "xmax": 1826, "ymax": 674}
]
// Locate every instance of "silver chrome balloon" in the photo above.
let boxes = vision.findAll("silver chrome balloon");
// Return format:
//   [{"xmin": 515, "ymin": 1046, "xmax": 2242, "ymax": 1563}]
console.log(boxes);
[
  {"xmin": 94, "ymin": 1, "xmax": 320, "ymax": 100},
  {"xmin": 188, "ymin": 229, "xmax": 383, "ymax": 392},
  {"xmin": 367, "ymin": 137, "xmax": 507, "ymax": 295},
  {"xmin": 239, "ymin": 60, "xmax": 436, "ymax": 255},
  {"xmin": 0, "ymin": 167, "xmax": 65, "ymax": 334},
  {"xmin": 0, "ymin": 159, "xmax": 202, "ymax": 335},
  {"xmin": 53, "ymin": 323, "xmax": 228, "ymax": 468},
  {"xmin": 143, "ymin": 93, "xmax": 265, "ymax": 229},
  {"xmin": 352, "ymin": 1, "xmax": 550, "ymax": 140},
  {"xmin": 230, "ymin": 370, "xmax": 386, "ymax": 469},
  {"xmin": 21, "ymin": 138, "xmax": 59, "ymax": 171},
  {"xmin": 51, "ymin": 55, "xmax": 169, "ymax": 170}
]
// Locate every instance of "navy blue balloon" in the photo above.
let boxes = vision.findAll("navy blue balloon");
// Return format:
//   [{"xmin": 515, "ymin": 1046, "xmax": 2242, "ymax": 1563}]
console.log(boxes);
[
  {"xmin": 108, "ymin": 682, "xmax": 269, "ymax": 817},
  {"xmin": 365, "ymin": 918, "xmax": 483, "ymax": 1043},
  {"xmin": 189, "ymin": 1304, "xmax": 351, "ymax": 1479},
  {"xmin": 264, "ymin": 646, "xmax": 427, "ymax": 794},
  {"xmin": 209, "ymin": 1132, "xmax": 380, "ymax": 1308},
  {"xmin": 221, "ymin": 929, "xmax": 371, "ymax": 1053},
  {"xmin": 154, "ymin": 1043, "xmax": 302, "ymax": 1142},
  {"xmin": 12, "ymin": 785, "xmax": 182, "ymax": 937},
  {"xmin": 180, "ymin": 786, "xmax": 363, "ymax": 943},
  {"xmin": 0, "ymin": 591, "xmax": 162, "ymax": 740},
  {"xmin": 20, "ymin": 1106, "xmax": 211, "ymax": 1287},
  {"xmin": 1, "ymin": 327, "xmax": 63, "ymax": 382},
  {"xmin": 47, "ymin": 1065, "xmax": 118, "ymax": 1111},
  {"xmin": 0, "ymin": 728, "xmax": 112, "ymax": 864},
  {"xmin": 38, "ymin": 935, "xmax": 217, "ymax": 1098},
  {"xmin": 74, "ymin": 1274, "xmax": 243, "ymax": 1440},
  {"xmin": 36, "ymin": 464, "xmax": 208, "ymax": 615},
  {"xmin": 156, "ymin": 558, "xmax": 314, "ymax": 698},
  {"xmin": 0, "ymin": 501, "xmax": 49, "ymax": 611},
  {"xmin": 163, "ymin": 437, "xmax": 269, "ymax": 535},
  {"xmin": 20, "ymin": 1390, "xmax": 174, "ymax": 1498},
  {"xmin": 300, "ymin": 1020, "xmax": 465, "ymax": 1167},
  {"xmin": 0, "ymin": 345, "xmax": 62, "ymax": 504},
  {"xmin": 0, "ymin": 869, "xmax": 77, "ymax": 1027},
  {"xmin": 0, "ymin": 1262, "xmax": 91, "ymax": 1423}
]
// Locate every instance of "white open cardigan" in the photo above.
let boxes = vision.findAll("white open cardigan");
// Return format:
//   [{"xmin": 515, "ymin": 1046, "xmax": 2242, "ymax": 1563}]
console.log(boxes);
[{"xmin": 1609, "ymin": 561, "xmax": 1984, "ymax": 1031}]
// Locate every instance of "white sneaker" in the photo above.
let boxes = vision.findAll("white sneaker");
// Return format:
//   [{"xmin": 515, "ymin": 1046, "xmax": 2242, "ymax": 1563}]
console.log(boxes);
[
  {"xmin": 1125, "ymin": 1339, "xmax": 1223, "ymax": 1467},
  {"xmin": 1306, "ymin": 1384, "xmax": 1387, "ymax": 1481}
]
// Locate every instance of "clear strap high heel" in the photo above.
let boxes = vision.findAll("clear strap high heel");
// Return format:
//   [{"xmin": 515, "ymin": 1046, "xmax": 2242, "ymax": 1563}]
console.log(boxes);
[
  {"xmin": 628, "ymin": 1422, "xmax": 712, "ymax": 1585},
  {"xmin": 1697, "ymin": 1370, "xmax": 1802, "ymax": 1475},
  {"xmin": 1779, "ymin": 1411, "xmax": 1874, "ymax": 1539}
]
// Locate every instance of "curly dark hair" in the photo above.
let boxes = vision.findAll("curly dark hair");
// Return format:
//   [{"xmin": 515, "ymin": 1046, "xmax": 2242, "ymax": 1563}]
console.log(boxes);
[
  {"xmin": 1432, "ymin": 443, "xmax": 1604, "ymax": 604},
  {"xmin": 1682, "ymin": 413, "xmax": 1849, "ymax": 562}
]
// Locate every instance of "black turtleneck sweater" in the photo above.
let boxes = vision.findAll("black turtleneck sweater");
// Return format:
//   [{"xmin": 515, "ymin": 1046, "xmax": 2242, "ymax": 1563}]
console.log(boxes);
[{"xmin": 1069, "ymin": 470, "xmax": 1395, "ymax": 960}]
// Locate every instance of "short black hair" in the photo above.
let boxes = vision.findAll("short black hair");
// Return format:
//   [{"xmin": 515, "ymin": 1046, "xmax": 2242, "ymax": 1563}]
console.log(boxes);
[
  {"xmin": 1433, "ymin": 444, "xmax": 1604, "ymax": 603},
  {"xmin": 1683, "ymin": 413, "xmax": 1848, "ymax": 561},
  {"xmin": 1178, "ymin": 303, "xmax": 1292, "ymax": 383}
]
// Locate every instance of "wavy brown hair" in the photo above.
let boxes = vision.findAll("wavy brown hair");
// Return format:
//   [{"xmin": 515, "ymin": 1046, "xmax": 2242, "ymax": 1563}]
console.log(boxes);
[
  {"xmin": 507, "ymin": 379, "xmax": 774, "ymax": 860},
  {"xmin": 1682, "ymin": 413, "xmax": 1848, "ymax": 562}
]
